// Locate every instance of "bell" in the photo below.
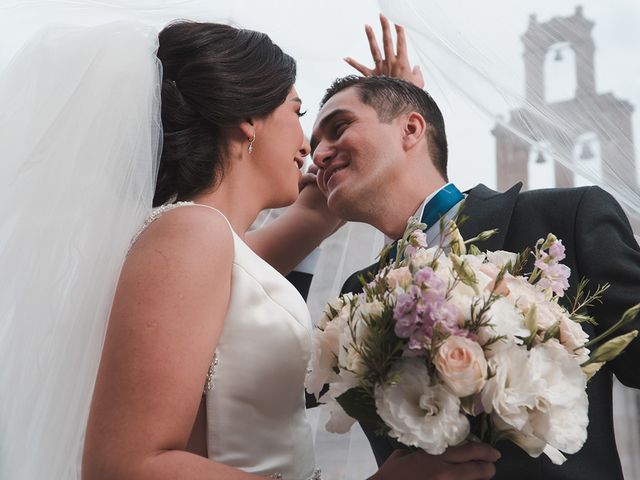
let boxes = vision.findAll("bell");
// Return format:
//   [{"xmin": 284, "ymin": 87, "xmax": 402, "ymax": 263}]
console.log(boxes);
[
  {"xmin": 579, "ymin": 141, "xmax": 595, "ymax": 160},
  {"xmin": 554, "ymin": 49, "xmax": 563, "ymax": 62},
  {"xmin": 535, "ymin": 151, "xmax": 546, "ymax": 164}
]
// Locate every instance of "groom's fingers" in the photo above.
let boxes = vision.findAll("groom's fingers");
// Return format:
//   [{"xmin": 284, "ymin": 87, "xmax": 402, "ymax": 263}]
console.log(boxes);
[
  {"xmin": 440, "ymin": 442, "xmax": 502, "ymax": 464},
  {"xmin": 449, "ymin": 461, "xmax": 497, "ymax": 480}
]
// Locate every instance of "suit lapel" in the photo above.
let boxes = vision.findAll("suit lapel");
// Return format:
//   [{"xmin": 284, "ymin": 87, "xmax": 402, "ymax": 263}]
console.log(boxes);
[
  {"xmin": 343, "ymin": 183, "xmax": 523, "ymax": 295},
  {"xmin": 458, "ymin": 183, "xmax": 522, "ymax": 252}
]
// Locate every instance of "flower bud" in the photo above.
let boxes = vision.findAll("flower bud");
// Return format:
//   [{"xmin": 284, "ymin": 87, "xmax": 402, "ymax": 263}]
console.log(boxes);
[{"xmin": 589, "ymin": 330, "xmax": 638, "ymax": 363}]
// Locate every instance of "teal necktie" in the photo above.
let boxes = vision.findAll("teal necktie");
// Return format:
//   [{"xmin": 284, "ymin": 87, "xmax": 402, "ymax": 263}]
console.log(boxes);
[{"xmin": 386, "ymin": 184, "xmax": 464, "ymax": 263}]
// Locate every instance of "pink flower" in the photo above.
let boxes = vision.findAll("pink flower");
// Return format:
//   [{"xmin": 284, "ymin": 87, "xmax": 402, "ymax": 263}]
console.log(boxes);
[
  {"xmin": 393, "ymin": 269, "xmax": 463, "ymax": 351},
  {"xmin": 548, "ymin": 239, "xmax": 566, "ymax": 261},
  {"xmin": 405, "ymin": 230, "xmax": 428, "ymax": 257},
  {"xmin": 536, "ymin": 261, "xmax": 571, "ymax": 297}
]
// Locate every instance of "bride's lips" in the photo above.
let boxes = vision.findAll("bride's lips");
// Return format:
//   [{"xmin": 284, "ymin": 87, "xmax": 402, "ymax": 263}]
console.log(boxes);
[{"xmin": 294, "ymin": 157, "xmax": 304, "ymax": 169}]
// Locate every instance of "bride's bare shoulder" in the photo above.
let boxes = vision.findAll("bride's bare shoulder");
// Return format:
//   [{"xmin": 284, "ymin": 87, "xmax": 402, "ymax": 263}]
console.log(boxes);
[{"xmin": 126, "ymin": 205, "xmax": 234, "ymax": 277}]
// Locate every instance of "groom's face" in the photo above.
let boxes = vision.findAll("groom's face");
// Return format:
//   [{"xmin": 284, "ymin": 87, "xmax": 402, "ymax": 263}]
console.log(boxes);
[{"xmin": 311, "ymin": 87, "xmax": 405, "ymax": 221}]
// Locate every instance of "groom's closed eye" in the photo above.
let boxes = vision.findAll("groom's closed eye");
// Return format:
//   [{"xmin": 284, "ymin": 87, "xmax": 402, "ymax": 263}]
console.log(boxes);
[{"xmin": 310, "ymin": 108, "xmax": 353, "ymax": 154}]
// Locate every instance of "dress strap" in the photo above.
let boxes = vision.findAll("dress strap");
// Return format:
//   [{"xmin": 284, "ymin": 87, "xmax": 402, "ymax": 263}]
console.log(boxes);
[{"xmin": 130, "ymin": 201, "xmax": 233, "ymax": 248}]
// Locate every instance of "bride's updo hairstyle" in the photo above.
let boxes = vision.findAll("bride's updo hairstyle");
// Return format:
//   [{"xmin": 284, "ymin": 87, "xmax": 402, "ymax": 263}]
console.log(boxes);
[{"xmin": 154, "ymin": 21, "xmax": 296, "ymax": 206}]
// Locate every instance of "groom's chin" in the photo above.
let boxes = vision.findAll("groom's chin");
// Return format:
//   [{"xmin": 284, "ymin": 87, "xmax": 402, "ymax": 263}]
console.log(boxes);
[{"xmin": 326, "ymin": 189, "xmax": 358, "ymax": 221}]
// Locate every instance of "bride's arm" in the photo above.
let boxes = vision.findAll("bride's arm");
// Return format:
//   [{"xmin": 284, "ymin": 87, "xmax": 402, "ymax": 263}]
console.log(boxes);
[
  {"xmin": 246, "ymin": 171, "xmax": 343, "ymax": 275},
  {"xmin": 82, "ymin": 207, "xmax": 261, "ymax": 480}
]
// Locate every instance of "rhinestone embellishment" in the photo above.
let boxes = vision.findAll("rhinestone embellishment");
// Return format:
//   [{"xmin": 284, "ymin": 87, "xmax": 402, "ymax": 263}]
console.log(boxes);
[
  {"xmin": 269, "ymin": 469, "xmax": 321, "ymax": 479},
  {"xmin": 204, "ymin": 352, "xmax": 218, "ymax": 393},
  {"xmin": 129, "ymin": 201, "xmax": 194, "ymax": 248}
]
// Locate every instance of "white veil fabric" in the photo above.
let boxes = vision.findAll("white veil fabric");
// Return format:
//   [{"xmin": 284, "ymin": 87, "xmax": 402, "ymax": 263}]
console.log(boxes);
[
  {"xmin": 0, "ymin": 23, "xmax": 161, "ymax": 479},
  {"xmin": 306, "ymin": 2, "xmax": 640, "ymax": 478},
  {"xmin": 0, "ymin": 1, "xmax": 638, "ymax": 479}
]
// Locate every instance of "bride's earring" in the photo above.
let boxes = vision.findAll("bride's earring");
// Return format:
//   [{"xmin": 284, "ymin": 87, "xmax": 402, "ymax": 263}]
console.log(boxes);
[{"xmin": 248, "ymin": 133, "xmax": 255, "ymax": 154}]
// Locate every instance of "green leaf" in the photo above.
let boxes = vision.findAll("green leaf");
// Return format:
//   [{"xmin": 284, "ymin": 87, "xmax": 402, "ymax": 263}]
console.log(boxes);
[{"xmin": 335, "ymin": 386, "xmax": 382, "ymax": 427}]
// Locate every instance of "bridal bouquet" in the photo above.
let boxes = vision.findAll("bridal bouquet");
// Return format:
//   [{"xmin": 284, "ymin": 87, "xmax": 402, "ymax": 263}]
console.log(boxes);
[{"xmin": 305, "ymin": 217, "xmax": 639, "ymax": 464}]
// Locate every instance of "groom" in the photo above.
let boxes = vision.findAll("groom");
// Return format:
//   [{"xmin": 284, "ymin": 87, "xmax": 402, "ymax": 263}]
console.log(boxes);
[{"xmin": 309, "ymin": 75, "xmax": 640, "ymax": 480}]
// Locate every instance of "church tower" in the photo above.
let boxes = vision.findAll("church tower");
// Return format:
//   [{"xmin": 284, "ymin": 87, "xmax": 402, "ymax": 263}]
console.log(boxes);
[{"xmin": 493, "ymin": 6, "xmax": 637, "ymax": 227}]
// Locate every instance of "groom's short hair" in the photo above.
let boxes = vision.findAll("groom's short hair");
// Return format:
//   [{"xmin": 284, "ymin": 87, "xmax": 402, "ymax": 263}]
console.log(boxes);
[{"xmin": 320, "ymin": 75, "xmax": 448, "ymax": 180}]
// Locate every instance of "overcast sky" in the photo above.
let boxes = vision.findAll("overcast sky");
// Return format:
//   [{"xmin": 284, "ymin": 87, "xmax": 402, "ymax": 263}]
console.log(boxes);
[{"xmin": 1, "ymin": 0, "xmax": 638, "ymax": 192}]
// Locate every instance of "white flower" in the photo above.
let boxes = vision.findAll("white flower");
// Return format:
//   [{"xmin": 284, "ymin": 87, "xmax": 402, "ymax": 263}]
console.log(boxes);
[
  {"xmin": 481, "ymin": 346, "xmax": 539, "ymax": 431},
  {"xmin": 410, "ymin": 246, "xmax": 440, "ymax": 269},
  {"xmin": 504, "ymin": 276, "xmax": 547, "ymax": 312},
  {"xmin": 337, "ymin": 300, "xmax": 374, "ymax": 374},
  {"xmin": 558, "ymin": 314, "xmax": 590, "ymax": 363},
  {"xmin": 526, "ymin": 342, "xmax": 588, "ymax": 454},
  {"xmin": 323, "ymin": 371, "xmax": 359, "ymax": 434},
  {"xmin": 305, "ymin": 329, "xmax": 340, "ymax": 398},
  {"xmin": 357, "ymin": 299, "xmax": 385, "ymax": 321},
  {"xmin": 477, "ymin": 297, "xmax": 529, "ymax": 355},
  {"xmin": 481, "ymin": 342, "xmax": 588, "ymax": 457},
  {"xmin": 386, "ymin": 266, "xmax": 413, "ymax": 290},
  {"xmin": 374, "ymin": 360, "xmax": 470, "ymax": 454},
  {"xmin": 318, "ymin": 293, "xmax": 353, "ymax": 329},
  {"xmin": 486, "ymin": 250, "xmax": 518, "ymax": 269},
  {"xmin": 435, "ymin": 336, "xmax": 487, "ymax": 397}
]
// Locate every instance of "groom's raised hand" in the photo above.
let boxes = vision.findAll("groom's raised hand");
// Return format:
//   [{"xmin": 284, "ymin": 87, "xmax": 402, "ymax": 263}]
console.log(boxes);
[
  {"xmin": 345, "ymin": 13, "xmax": 425, "ymax": 88},
  {"xmin": 371, "ymin": 442, "xmax": 500, "ymax": 480}
]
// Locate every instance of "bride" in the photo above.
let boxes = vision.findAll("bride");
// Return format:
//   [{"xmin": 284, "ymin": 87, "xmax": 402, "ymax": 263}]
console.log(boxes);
[{"xmin": 0, "ymin": 17, "xmax": 499, "ymax": 480}]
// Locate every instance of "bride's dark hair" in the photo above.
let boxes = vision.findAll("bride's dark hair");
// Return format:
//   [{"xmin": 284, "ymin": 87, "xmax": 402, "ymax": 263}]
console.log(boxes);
[{"xmin": 154, "ymin": 21, "xmax": 296, "ymax": 207}]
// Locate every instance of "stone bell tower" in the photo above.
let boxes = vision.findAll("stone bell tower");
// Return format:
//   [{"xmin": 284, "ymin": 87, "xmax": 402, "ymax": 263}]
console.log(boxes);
[{"xmin": 493, "ymin": 6, "xmax": 637, "ymax": 225}]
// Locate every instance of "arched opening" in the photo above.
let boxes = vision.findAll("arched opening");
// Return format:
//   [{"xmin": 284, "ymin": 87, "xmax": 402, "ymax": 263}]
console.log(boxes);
[
  {"xmin": 544, "ymin": 42, "xmax": 577, "ymax": 103},
  {"xmin": 528, "ymin": 142, "xmax": 555, "ymax": 190},
  {"xmin": 572, "ymin": 132, "xmax": 601, "ymax": 187}
]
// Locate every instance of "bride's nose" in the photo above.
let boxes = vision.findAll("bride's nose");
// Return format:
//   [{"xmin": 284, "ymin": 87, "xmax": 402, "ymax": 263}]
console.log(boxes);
[{"xmin": 300, "ymin": 137, "xmax": 311, "ymax": 158}]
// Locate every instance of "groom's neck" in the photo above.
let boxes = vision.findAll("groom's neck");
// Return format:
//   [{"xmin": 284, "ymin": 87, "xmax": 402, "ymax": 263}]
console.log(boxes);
[{"xmin": 372, "ymin": 178, "xmax": 446, "ymax": 240}]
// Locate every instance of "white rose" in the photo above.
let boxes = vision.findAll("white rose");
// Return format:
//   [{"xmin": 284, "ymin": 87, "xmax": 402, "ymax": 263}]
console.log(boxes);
[
  {"xmin": 435, "ymin": 336, "xmax": 487, "ymax": 397},
  {"xmin": 486, "ymin": 250, "xmax": 518, "ymax": 269},
  {"xmin": 386, "ymin": 266, "xmax": 412, "ymax": 290},
  {"xmin": 374, "ymin": 360, "xmax": 470, "ymax": 454}
]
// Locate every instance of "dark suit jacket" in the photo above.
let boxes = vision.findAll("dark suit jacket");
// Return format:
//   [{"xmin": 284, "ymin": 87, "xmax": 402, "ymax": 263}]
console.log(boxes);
[{"xmin": 340, "ymin": 184, "xmax": 640, "ymax": 480}]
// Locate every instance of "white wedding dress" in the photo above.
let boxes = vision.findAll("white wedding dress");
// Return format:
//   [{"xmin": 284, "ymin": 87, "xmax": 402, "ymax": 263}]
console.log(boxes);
[{"xmin": 138, "ymin": 202, "xmax": 321, "ymax": 480}]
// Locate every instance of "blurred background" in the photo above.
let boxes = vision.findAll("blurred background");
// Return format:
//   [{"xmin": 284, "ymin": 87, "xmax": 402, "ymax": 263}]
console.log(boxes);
[{"xmin": 1, "ymin": 1, "xmax": 638, "ymax": 478}]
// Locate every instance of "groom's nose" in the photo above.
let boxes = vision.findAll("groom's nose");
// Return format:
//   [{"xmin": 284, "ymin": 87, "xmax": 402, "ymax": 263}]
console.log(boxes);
[{"xmin": 312, "ymin": 142, "xmax": 333, "ymax": 170}]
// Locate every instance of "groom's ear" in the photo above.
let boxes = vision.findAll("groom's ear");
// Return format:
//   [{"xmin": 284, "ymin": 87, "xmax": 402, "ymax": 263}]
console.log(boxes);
[{"xmin": 401, "ymin": 112, "xmax": 427, "ymax": 152}]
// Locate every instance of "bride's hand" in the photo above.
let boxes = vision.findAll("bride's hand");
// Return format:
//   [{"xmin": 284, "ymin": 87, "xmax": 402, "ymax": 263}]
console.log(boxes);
[
  {"xmin": 345, "ymin": 13, "xmax": 425, "ymax": 89},
  {"xmin": 296, "ymin": 164, "xmax": 344, "ymax": 234},
  {"xmin": 370, "ymin": 443, "xmax": 500, "ymax": 480}
]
